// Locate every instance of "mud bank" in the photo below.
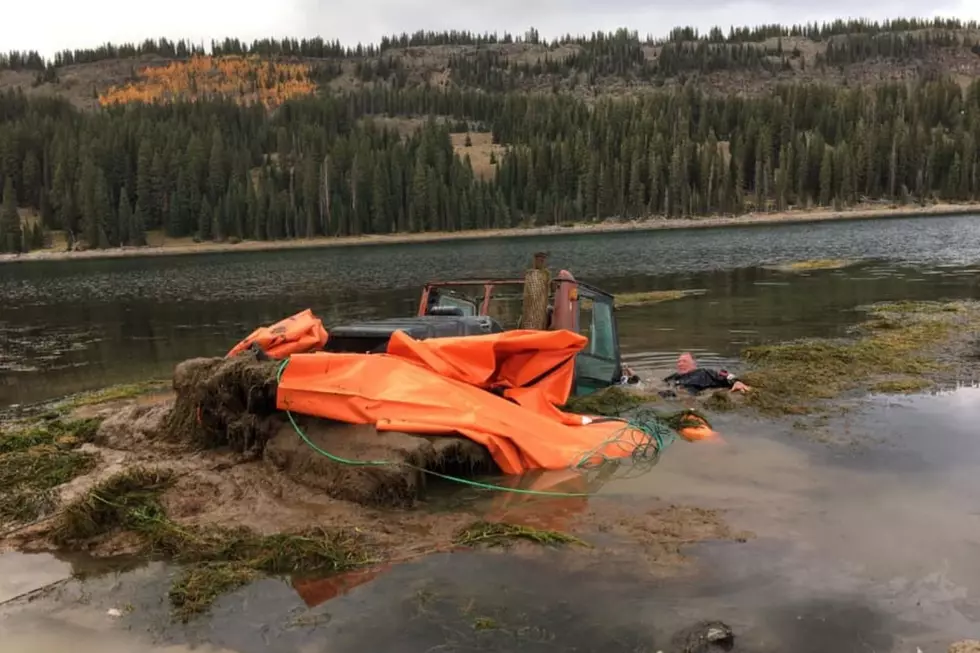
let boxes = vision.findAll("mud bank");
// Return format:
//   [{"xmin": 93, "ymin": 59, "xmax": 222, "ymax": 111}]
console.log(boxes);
[{"xmin": 0, "ymin": 354, "xmax": 742, "ymax": 621}]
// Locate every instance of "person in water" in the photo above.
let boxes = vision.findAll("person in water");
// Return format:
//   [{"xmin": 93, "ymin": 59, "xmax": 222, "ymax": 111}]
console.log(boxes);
[{"xmin": 663, "ymin": 352, "xmax": 751, "ymax": 394}]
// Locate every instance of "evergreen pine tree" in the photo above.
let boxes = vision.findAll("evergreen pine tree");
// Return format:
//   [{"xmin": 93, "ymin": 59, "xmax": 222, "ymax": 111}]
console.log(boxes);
[
  {"xmin": 0, "ymin": 177, "xmax": 22, "ymax": 253},
  {"xmin": 118, "ymin": 190, "xmax": 133, "ymax": 246}
]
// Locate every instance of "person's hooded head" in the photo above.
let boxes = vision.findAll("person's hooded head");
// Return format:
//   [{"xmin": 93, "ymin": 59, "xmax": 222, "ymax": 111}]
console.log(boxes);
[{"xmin": 676, "ymin": 352, "xmax": 697, "ymax": 374}]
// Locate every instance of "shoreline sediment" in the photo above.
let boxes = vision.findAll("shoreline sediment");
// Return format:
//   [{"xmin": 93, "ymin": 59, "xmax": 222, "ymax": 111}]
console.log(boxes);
[{"xmin": 1, "ymin": 202, "xmax": 978, "ymax": 265}]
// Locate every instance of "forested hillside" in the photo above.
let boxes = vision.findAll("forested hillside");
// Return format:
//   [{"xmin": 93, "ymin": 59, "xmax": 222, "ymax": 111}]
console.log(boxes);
[{"xmin": 1, "ymin": 17, "xmax": 980, "ymax": 254}]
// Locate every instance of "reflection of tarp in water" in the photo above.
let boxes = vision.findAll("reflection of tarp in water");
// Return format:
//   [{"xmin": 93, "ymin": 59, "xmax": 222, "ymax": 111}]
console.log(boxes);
[
  {"xmin": 292, "ymin": 564, "xmax": 392, "ymax": 609},
  {"xmin": 290, "ymin": 468, "xmax": 610, "ymax": 609},
  {"xmin": 484, "ymin": 468, "xmax": 600, "ymax": 532}
]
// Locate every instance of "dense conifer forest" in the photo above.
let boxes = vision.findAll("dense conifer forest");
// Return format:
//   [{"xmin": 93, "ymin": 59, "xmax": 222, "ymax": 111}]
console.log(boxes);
[{"xmin": 1, "ymin": 17, "xmax": 979, "ymax": 253}]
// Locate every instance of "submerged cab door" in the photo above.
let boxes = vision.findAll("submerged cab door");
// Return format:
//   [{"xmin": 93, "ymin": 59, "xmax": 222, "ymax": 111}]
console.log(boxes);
[{"xmin": 573, "ymin": 287, "xmax": 622, "ymax": 396}]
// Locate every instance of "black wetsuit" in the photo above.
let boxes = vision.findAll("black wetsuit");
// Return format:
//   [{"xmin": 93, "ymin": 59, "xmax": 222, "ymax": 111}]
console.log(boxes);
[{"xmin": 663, "ymin": 368, "xmax": 739, "ymax": 394}]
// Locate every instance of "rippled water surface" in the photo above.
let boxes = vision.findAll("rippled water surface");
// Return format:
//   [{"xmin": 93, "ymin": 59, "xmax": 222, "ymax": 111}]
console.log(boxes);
[
  {"xmin": 2, "ymin": 214, "xmax": 980, "ymax": 406},
  {"xmin": 2, "ymin": 215, "xmax": 980, "ymax": 651}
]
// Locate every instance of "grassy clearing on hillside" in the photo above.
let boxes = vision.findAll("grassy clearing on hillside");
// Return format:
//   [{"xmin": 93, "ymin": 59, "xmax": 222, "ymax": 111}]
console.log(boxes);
[{"xmin": 451, "ymin": 132, "xmax": 506, "ymax": 180}]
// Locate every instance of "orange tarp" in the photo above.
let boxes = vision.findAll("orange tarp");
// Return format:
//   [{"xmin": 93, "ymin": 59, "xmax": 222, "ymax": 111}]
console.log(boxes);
[
  {"xmin": 276, "ymin": 330, "xmax": 655, "ymax": 474},
  {"xmin": 227, "ymin": 309, "xmax": 328, "ymax": 359}
]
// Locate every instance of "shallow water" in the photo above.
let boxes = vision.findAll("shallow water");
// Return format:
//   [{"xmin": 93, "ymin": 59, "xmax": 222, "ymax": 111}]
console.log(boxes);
[
  {"xmin": 2, "ymin": 215, "xmax": 980, "ymax": 651},
  {"xmin": 2, "ymin": 214, "xmax": 980, "ymax": 406},
  {"xmin": 3, "ymin": 390, "xmax": 980, "ymax": 651}
]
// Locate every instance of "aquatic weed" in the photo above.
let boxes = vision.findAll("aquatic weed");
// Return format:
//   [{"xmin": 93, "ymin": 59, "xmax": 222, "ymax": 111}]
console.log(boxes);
[
  {"xmin": 52, "ymin": 466, "xmax": 172, "ymax": 544},
  {"xmin": 871, "ymin": 378, "xmax": 934, "ymax": 394},
  {"xmin": 64, "ymin": 380, "xmax": 170, "ymax": 409},
  {"xmin": 614, "ymin": 289, "xmax": 705, "ymax": 308},
  {"xmin": 0, "ymin": 418, "xmax": 102, "ymax": 524},
  {"xmin": 0, "ymin": 417, "xmax": 101, "ymax": 454},
  {"xmin": 740, "ymin": 300, "xmax": 980, "ymax": 415},
  {"xmin": 771, "ymin": 258, "xmax": 853, "ymax": 272},
  {"xmin": 561, "ymin": 386, "xmax": 658, "ymax": 416},
  {"xmin": 453, "ymin": 521, "xmax": 588, "ymax": 548}
]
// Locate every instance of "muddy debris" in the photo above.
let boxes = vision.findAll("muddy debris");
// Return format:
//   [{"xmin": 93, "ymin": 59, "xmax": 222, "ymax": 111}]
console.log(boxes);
[
  {"xmin": 95, "ymin": 402, "xmax": 174, "ymax": 449},
  {"xmin": 49, "ymin": 466, "xmax": 376, "ymax": 620},
  {"xmin": 265, "ymin": 420, "xmax": 495, "ymax": 508},
  {"xmin": 0, "ymin": 417, "xmax": 103, "ymax": 526},
  {"xmin": 51, "ymin": 466, "xmax": 174, "ymax": 545},
  {"xmin": 453, "ymin": 521, "xmax": 589, "ymax": 548},
  {"xmin": 670, "ymin": 620, "xmax": 736, "ymax": 653},
  {"xmin": 166, "ymin": 354, "xmax": 282, "ymax": 456},
  {"xmin": 562, "ymin": 386, "xmax": 659, "ymax": 416},
  {"xmin": 562, "ymin": 387, "xmax": 712, "ymax": 433},
  {"xmin": 1, "ymin": 349, "xmax": 748, "ymax": 621},
  {"xmin": 949, "ymin": 641, "xmax": 980, "ymax": 653},
  {"xmin": 701, "ymin": 390, "xmax": 737, "ymax": 412}
]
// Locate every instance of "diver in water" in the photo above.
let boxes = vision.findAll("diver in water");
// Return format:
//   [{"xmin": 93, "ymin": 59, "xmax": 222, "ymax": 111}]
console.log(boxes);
[{"xmin": 663, "ymin": 352, "xmax": 751, "ymax": 395}]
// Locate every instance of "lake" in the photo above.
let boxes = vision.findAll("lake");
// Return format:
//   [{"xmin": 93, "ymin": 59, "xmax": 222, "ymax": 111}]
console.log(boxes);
[
  {"xmin": 2, "ymin": 214, "xmax": 980, "ymax": 651},
  {"xmin": 2, "ymin": 214, "xmax": 980, "ymax": 407}
]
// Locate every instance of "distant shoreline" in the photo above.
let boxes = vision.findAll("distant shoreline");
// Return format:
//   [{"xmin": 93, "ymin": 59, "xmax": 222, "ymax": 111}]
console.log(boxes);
[{"xmin": 2, "ymin": 203, "xmax": 978, "ymax": 265}]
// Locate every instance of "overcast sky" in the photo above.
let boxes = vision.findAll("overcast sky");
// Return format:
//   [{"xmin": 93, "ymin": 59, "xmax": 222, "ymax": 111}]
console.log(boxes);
[{"xmin": 5, "ymin": 0, "xmax": 980, "ymax": 59}]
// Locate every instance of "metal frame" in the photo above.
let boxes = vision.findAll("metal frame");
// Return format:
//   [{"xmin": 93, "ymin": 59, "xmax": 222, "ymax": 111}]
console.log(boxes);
[
  {"xmin": 417, "ymin": 276, "xmax": 622, "ymax": 396},
  {"xmin": 417, "ymin": 278, "xmax": 614, "ymax": 318}
]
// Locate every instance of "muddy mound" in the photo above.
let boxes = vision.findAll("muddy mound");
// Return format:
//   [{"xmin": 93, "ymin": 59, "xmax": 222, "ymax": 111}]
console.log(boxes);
[
  {"xmin": 96, "ymin": 402, "xmax": 174, "ymax": 450},
  {"xmin": 89, "ymin": 353, "xmax": 497, "ymax": 508},
  {"xmin": 265, "ymin": 419, "xmax": 495, "ymax": 508},
  {"xmin": 166, "ymin": 354, "xmax": 282, "ymax": 456}
]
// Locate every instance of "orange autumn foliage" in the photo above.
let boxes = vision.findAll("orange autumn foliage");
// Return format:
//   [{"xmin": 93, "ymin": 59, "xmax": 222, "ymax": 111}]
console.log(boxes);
[{"xmin": 99, "ymin": 55, "xmax": 317, "ymax": 109}]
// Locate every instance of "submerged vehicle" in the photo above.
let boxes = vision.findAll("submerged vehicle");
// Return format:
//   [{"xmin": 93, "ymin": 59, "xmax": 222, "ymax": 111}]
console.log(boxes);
[
  {"xmin": 226, "ymin": 257, "xmax": 712, "ymax": 477},
  {"xmin": 323, "ymin": 269, "xmax": 627, "ymax": 397}
]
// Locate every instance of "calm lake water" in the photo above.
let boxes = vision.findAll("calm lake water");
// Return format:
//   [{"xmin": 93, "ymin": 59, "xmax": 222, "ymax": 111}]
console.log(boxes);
[{"xmin": 2, "ymin": 214, "xmax": 980, "ymax": 407}]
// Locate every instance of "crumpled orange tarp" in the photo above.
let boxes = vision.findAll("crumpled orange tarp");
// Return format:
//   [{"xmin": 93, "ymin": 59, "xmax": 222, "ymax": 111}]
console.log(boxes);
[
  {"xmin": 227, "ymin": 309, "xmax": 328, "ymax": 359},
  {"xmin": 277, "ymin": 330, "xmax": 657, "ymax": 474}
]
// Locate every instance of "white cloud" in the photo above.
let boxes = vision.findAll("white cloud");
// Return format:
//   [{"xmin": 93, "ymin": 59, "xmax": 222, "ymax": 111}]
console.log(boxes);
[{"xmin": 4, "ymin": 0, "xmax": 979, "ymax": 58}]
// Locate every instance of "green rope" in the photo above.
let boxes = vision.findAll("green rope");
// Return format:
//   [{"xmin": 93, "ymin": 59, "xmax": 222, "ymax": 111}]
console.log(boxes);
[{"xmin": 274, "ymin": 358, "xmax": 673, "ymax": 498}]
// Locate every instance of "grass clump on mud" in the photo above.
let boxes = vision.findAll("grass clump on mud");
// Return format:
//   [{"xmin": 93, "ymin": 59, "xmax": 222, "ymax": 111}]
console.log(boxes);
[
  {"xmin": 169, "ymin": 564, "xmax": 259, "ymax": 620},
  {"xmin": 63, "ymin": 380, "xmax": 169, "ymax": 409},
  {"xmin": 871, "ymin": 378, "xmax": 933, "ymax": 394},
  {"xmin": 615, "ymin": 289, "xmax": 705, "ymax": 308},
  {"xmin": 0, "ymin": 417, "xmax": 102, "ymax": 525},
  {"xmin": 53, "ymin": 466, "xmax": 374, "ymax": 622},
  {"xmin": 562, "ymin": 387, "xmax": 710, "ymax": 432},
  {"xmin": 770, "ymin": 258, "xmax": 854, "ymax": 272},
  {"xmin": 562, "ymin": 386, "xmax": 658, "ymax": 416},
  {"xmin": 454, "ymin": 521, "xmax": 587, "ymax": 548},
  {"xmin": 741, "ymin": 300, "xmax": 979, "ymax": 415},
  {"xmin": 166, "ymin": 355, "xmax": 280, "ymax": 456}
]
